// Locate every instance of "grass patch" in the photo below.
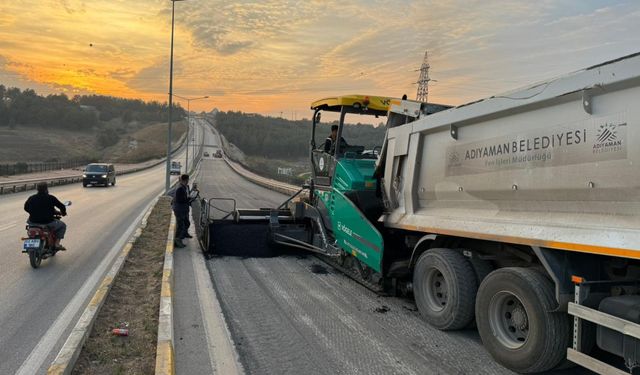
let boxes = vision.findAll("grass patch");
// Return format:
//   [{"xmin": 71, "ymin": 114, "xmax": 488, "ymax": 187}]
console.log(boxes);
[{"xmin": 72, "ymin": 197, "xmax": 172, "ymax": 375}]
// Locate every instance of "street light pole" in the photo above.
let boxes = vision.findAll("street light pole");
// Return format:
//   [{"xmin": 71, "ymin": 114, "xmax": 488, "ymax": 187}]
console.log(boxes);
[
  {"xmin": 186, "ymin": 99, "xmax": 190, "ymax": 172},
  {"xmin": 172, "ymin": 94, "xmax": 208, "ymax": 173},
  {"xmin": 165, "ymin": 0, "xmax": 186, "ymax": 192}
]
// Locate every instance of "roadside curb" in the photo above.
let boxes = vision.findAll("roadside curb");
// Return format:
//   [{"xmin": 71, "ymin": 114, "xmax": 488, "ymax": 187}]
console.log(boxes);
[
  {"xmin": 155, "ymin": 213, "xmax": 176, "ymax": 375},
  {"xmin": 46, "ymin": 197, "xmax": 158, "ymax": 375}
]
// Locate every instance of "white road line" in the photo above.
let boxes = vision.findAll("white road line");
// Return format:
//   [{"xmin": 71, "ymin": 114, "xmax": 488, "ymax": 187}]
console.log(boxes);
[
  {"xmin": 190, "ymin": 227, "xmax": 244, "ymax": 375},
  {"xmin": 0, "ymin": 222, "xmax": 17, "ymax": 232},
  {"xmin": 15, "ymin": 197, "xmax": 157, "ymax": 375}
]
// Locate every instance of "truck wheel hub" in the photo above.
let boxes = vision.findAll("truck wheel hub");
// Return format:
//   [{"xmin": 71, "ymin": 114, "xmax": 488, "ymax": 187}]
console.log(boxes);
[{"xmin": 512, "ymin": 306, "xmax": 528, "ymax": 330}]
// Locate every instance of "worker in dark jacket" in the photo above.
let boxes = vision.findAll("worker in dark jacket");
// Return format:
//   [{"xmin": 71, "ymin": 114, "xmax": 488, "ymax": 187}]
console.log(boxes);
[
  {"xmin": 324, "ymin": 124, "xmax": 349, "ymax": 155},
  {"xmin": 24, "ymin": 182, "xmax": 68, "ymax": 250},
  {"xmin": 172, "ymin": 174, "xmax": 192, "ymax": 248}
]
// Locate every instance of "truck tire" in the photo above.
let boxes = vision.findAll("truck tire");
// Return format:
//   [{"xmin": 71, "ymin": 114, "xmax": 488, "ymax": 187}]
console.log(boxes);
[
  {"xmin": 413, "ymin": 248, "xmax": 477, "ymax": 330},
  {"xmin": 475, "ymin": 267, "xmax": 570, "ymax": 373}
]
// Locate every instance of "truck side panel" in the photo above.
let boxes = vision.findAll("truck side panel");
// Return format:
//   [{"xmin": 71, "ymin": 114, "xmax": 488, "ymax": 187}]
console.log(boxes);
[{"xmin": 384, "ymin": 55, "xmax": 640, "ymax": 257}]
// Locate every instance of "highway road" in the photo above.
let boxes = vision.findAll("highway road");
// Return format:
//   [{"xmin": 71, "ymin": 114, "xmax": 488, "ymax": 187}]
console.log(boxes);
[{"xmin": 0, "ymin": 119, "xmax": 203, "ymax": 375}]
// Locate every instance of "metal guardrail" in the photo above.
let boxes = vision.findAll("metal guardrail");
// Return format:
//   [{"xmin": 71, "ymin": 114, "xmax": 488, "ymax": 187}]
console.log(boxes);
[
  {"xmin": 222, "ymin": 155, "xmax": 299, "ymax": 196},
  {"xmin": 0, "ymin": 132, "xmax": 188, "ymax": 195}
]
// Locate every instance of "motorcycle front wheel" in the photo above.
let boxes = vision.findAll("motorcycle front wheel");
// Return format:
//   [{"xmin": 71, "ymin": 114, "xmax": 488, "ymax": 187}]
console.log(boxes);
[{"xmin": 28, "ymin": 249, "xmax": 42, "ymax": 268}]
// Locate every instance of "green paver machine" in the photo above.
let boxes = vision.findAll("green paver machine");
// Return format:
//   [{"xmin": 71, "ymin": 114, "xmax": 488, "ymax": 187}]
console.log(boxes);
[{"xmin": 199, "ymin": 94, "xmax": 450, "ymax": 289}]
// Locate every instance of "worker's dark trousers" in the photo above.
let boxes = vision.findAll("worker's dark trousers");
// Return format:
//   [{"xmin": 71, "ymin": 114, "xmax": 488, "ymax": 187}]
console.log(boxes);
[{"xmin": 174, "ymin": 209, "xmax": 189, "ymax": 240}]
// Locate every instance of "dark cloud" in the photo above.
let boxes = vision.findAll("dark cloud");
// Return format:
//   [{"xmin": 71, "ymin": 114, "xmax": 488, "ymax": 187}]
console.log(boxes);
[
  {"xmin": 163, "ymin": 0, "xmax": 326, "ymax": 55},
  {"xmin": 217, "ymin": 40, "xmax": 254, "ymax": 56},
  {"xmin": 127, "ymin": 60, "xmax": 184, "ymax": 93},
  {"xmin": 187, "ymin": 23, "xmax": 254, "ymax": 54},
  {"xmin": 57, "ymin": 0, "xmax": 86, "ymax": 15}
]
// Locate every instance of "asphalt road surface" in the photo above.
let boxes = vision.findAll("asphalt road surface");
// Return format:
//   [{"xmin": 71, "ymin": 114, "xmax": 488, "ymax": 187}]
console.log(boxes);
[
  {"xmin": 195, "ymin": 125, "xmax": 588, "ymax": 375},
  {"xmin": 0, "ymin": 120, "xmax": 203, "ymax": 375}
]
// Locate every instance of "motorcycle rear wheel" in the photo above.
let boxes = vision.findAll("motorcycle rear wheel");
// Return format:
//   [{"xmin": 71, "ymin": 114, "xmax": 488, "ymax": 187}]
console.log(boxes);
[{"xmin": 29, "ymin": 249, "xmax": 42, "ymax": 268}]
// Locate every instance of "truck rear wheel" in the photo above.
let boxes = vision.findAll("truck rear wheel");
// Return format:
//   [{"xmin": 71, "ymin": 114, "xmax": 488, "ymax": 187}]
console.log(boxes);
[
  {"xmin": 413, "ymin": 248, "xmax": 477, "ymax": 330},
  {"xmin": 475, "ymin": 267, "xmax": 570, "ymax": 373}
]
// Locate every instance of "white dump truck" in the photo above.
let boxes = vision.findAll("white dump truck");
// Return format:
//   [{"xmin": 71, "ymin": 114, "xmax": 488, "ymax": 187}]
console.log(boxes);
[{"xmin": 381, "ymin": 52, "xmax": 639, "ymax": 373}]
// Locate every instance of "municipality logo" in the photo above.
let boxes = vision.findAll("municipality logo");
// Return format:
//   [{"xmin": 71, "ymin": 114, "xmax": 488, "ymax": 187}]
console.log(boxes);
[
  {"xmin": 593, "ymin": 122, "xmax": 624, "ymax": 152},
  {"xmin": 596, "ymin": 123, "xmax": 618, "ymax": 144}
]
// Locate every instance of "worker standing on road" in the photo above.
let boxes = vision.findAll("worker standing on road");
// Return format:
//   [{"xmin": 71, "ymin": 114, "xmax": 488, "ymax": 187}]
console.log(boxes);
[
  {"xmin": 323, "ymin": 124, "xmax": 349, "ymax": 155},
  {"xmin": 24, "ymin": 182, "xmax": 68, "ymax": 250},
  {"xmin": 172, "ymin": 174, "xmax": 192, "ymax": 248}
]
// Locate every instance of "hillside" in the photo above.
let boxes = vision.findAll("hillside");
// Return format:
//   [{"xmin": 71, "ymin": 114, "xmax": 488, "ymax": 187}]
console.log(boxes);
[
  {"xmin": 0, "ymin": 85, "xmax": 187, "ymax": 169},
  {"xmin": 213, "ymin": 111, "xmax": 386, "ymax": 160},
  {"xmin": 0, "ymin": 121, "xmax": 186, "ymax": 165}
]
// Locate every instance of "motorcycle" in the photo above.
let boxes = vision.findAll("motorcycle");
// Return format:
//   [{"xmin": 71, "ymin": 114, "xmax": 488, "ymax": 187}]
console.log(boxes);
[{"xmin": 22, "ymin": 201, "xmax": 72, "ymax": 268}]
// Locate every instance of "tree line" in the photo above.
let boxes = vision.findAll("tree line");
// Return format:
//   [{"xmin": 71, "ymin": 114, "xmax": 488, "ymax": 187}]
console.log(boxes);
[
  {"xmin": 0, "ymin": 85, "xmax": 185, "ymax": 130},
  {"xmin": 214, "ymin": 111, "xmax": 386, "ymax": 160}
]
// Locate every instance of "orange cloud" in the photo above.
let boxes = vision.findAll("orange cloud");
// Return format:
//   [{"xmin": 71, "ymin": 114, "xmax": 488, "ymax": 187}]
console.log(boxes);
[{"xmin": 0, "ymin": 1, "xmax": 638, "ymax": 116}]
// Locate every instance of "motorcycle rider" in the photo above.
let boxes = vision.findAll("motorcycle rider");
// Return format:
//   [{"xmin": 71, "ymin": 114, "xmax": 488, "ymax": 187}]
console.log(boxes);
[{"xmin": 24, "ymin": 182, "xmax": 68, "ymax": 250}]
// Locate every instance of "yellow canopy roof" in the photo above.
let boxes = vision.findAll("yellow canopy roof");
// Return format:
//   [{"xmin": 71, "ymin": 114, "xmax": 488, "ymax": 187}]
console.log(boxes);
[{"xmin": 310, "ymin": 94, "xmax": 411, "ymax": 115}]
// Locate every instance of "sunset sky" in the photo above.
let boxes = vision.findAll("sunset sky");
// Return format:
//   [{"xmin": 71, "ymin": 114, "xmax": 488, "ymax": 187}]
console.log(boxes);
[{"xmin": 1, "ymin": 0, "xmax": 639, "ymax": 118}]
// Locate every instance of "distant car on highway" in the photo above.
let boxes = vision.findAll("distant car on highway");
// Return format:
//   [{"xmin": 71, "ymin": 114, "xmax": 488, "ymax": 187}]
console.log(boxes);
[
  {"xmin": 203, "ymin": 152, "xmax": 210, "ymax": 157},
  {"xmin": 82, "ymin": 163, "xmax": 116, "ymax": 187},
  {"xmin": 170, "ymin": 161, "xmax": 181, "ymax": 175}
]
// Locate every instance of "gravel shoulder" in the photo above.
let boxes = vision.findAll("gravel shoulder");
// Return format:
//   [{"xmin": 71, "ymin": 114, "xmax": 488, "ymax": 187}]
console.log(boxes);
[{"xmin": 72, "ymin": 197, "xmax": 171, "ymax": 375}]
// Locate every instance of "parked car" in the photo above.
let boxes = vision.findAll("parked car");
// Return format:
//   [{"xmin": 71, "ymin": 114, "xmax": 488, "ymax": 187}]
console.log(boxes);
[
  {"xmin": 203, "ymin": 152, "xmax": 210, "ymax": 157},
  {"xmin": 83, "ymin": 163, "xmax": 116, "ymax": 187},
  {"xmin": 170, "ymin": 161, "xmax": 181, "ymax": 175},
  {"xmin": 214, "ymin": 150, "xmax": 223, "ymax": 158}
]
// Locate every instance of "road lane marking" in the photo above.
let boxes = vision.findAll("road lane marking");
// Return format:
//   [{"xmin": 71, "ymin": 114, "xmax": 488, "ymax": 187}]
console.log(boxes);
[
  {"xmin": 15, "ymin": 197, "xmax": 158, "ymax": 375},
  {"xmin": 0, "ymin": 222, "xmax": 17, "ymax": 232}
]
